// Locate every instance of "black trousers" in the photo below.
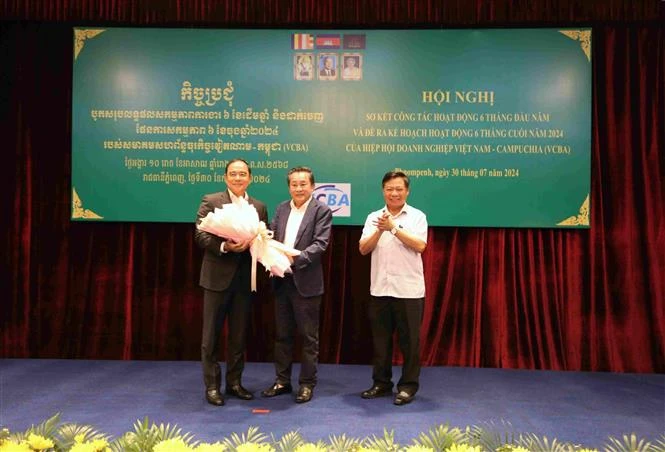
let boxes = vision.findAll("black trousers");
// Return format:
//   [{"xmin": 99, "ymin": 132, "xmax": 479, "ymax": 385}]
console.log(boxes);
[
  {"xmin": 367, "ymin": 296, "xmax": 424, "ymax": 394},
  {"xmin": 200, "ymin": 272, "xmax": 251, "ymax": 390},
  {"xmin": 273, "ymin": 276, "xmax": 321, "ymax": 387}
]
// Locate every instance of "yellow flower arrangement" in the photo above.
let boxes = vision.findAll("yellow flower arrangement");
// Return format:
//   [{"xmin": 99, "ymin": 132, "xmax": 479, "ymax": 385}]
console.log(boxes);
[
  {"xmin": 294, "ymin": 444, "xmax": 327, "ymax": 452},
  {"xmin": 70, "ymin": 436, "xmax": 110, "ymax": 452},
  {"xmin": 193, "ymin": 443, "xmax": 227, "ymax": 452},
  {"xmin": 153, "ymin": 438, "xmax": 195, "ymax": 452},
  {"xmin": 445, "ymin": 444, "xmax": 482, "ymax": 452},
  {"xmin": 0, "ymin": 441, "xmax": 32, "ymax": 452},
  {"xmin": 235, "ymin": 443, "xmax": 275, "ymax": 452},
  {"xmin": 25, "ymin": 434, "xmax": 54, "ymax": 451},
  {"xmin": 504, "ymin": 447, "xmax": 529, "ymax": 452},
  {"xmin": 70, "ymin": 444, "xmax": 96, "ymax": 452},
  {"xmin": 0, "ymin": 414, "xmax": 658, "ymax": 452}
]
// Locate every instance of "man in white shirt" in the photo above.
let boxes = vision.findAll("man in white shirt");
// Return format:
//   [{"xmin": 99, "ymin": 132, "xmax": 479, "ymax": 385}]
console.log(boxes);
[
  {"xmin": 359, "ymin": 171, "xmax": 428, "ymax": 405},
  {"xmin": 261, "ymin": 166, "xmax": 332, "ymax": 403}
]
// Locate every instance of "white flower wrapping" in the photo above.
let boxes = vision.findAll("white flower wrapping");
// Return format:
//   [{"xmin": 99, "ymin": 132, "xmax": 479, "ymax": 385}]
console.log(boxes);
[{"xmin": 196, "ymin": 198, "xmax": 300, "ymax": 290}]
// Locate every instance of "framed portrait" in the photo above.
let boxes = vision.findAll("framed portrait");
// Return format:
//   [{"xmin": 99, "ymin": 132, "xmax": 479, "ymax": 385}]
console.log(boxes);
[
  {"xmin": 341, "ymin": 53, "xmax": 363, "ymax": 80},
  {"xmin": 294, "ymin": 53, "xmax": 314, "ymax": 81},
  {"xmin": 318, "ymin": 53, "xmax": 338, "ymax": 80}
]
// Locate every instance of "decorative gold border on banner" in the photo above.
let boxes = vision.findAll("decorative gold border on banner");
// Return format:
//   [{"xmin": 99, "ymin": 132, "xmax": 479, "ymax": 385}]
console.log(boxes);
[
  {"xmin": 72, "ymin": 188, "xmax": 103, "ymax": 219},
  {"xmin": 74, "ymin": 29, "xmax": 105, "ymax": 61},
  {"xmin": 559, "ymin": 30, "xmax": 591, "ymax": 62},
  {"xmin": 557, "ymin": 194, "xmax": 589, "ymax": 226}
]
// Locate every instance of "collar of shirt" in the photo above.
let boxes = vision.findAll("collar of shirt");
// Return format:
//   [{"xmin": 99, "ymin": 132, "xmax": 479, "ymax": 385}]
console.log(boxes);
[
  {"xmin": 290, "ymin": 196, "xmax": 313, "ymax": 213},
  {"xmin": 228, "ymin": 189, "xmax": 248, "ymax": 204},
  {"xmin": 383, "ymin": 203, "xmax": 410, "ymax": 218}
]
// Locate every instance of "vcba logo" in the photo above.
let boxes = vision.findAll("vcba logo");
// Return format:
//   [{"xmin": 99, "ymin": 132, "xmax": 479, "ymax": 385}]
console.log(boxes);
[{"xmin": 314, "ymin": 183, "xmax": 351, "ymax": 217}]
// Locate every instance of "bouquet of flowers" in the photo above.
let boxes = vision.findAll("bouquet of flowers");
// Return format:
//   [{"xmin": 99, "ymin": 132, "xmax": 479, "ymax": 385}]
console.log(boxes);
[{"xmin": 197, "ymin": 198, "xmax": 300, "ymax": 290}]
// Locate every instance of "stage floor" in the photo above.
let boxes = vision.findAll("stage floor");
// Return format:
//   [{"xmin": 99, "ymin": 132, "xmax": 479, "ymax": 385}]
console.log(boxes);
[{"xmin": 1, "ymin": 360, "xmax": 663, "ymax": 447}]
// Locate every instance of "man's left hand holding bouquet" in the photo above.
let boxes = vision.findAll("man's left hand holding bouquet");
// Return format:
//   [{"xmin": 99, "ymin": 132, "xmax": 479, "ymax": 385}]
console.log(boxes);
[{"xmin": 196, "ymin": 160, "xmax": 301, "ymax": 292}]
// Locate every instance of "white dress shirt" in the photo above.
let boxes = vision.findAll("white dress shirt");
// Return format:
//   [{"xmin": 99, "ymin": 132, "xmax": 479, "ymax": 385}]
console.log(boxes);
[
  {"xmin": 360, "ymin": 203, "xmax": 428, "ymax": 298},
  {"xmin": 284, "ymin": 196, "xmax": 312, "ymax": 249},
  {"xmin": 220, "ymin": 189, "xmax": 249, "ymax": 253},
  {"xmin": 229, "ymin": 189, "xmax": 248, "ymax": 204}
]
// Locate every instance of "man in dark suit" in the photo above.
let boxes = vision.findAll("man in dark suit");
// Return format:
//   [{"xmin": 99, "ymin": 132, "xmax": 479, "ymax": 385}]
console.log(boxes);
[
  {"xmin": 261, "ymin": 166, "xmax": 332, "ymax": 403},
  {"xmin": 195, "ymin": 158, "xmax": 268, "ymax": 406},
  {"xmin": 319, "ymin": 56, "xmax": 336, "ymax": 77}
]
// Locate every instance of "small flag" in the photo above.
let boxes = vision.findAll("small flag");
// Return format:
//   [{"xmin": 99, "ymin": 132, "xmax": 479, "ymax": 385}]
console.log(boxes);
[
  {"xmin": 344, "ymin": 34, "xmax": 366, "ymax": 49},
  {"xmin": 316, "ymin": 34, "xmax": 341, "ymax": 49},
  {"xmin": 292, "ymin": 33, "xmax": 314, "ymax": 50}
]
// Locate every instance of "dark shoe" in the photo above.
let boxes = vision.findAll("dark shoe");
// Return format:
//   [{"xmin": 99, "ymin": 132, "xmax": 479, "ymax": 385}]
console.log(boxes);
[
  {"xmin": 205, "ymin": 388, "xmax": 225, "ymax": 406},
  {"xmin": 295, "ymin": 386, "xmax": 313, "ymax": 403},
  {"xmin": 361, "ymin": 384, "xmax": 393, "ymax": 399},
  {"xmin": 394, "ymin": 390, "xmax": 415, "ymax": 406},
  {"xmin": 226, "ymin": 384, "xmax": 254, "ymax": 400},
  {"xmin": 261, "ymin": 382, "xmax": 293, "ymax": 397}
]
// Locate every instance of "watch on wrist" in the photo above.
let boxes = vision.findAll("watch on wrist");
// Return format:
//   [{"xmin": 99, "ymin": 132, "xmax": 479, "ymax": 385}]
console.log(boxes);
[{"xmin": 390, "ymin": 227, "xmax": 398, "ymax": 235}]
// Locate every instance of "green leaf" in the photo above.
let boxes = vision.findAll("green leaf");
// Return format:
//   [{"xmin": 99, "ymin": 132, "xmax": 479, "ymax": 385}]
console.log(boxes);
[
  {"xmin": 55, "ymin": 423, "xmax": 111, "ymax": 450},
  {"xmin": 328, "ymin": 433, "xmax": 362, "ymax": 451},
  {"xmin": 516, "ymin": 432, "xmax": 573, "ymax": 452},
  {"xmin": 466, "ymin": 420, "xmax": 518, "ymax": 451},
  {"xmin": 151, "ymin": 422, "xmax": 196, "ymax": 445},
  {"xmin": 223, "ymin": 426, "xmax": 270, "ymax": 451},
  {"xmin": 362, "ymin": 428, "xmax": 400, "ymax": 452},
  {"xmin": 7, "ymin": 413, "xmax": 62, "ymax": 445},
  {"xmin": 604, "ymin": 433, "xmax": 652, "ymax": 452},
  {"xmin": 409, "ymin": 423, "xmax": 465, "ymax": 451},
  {"xmin": 648, "ymin": 435, "xmax": 665, "ymax": 452},
  {"xmin": 272, "ymin": 430, "xmax": 305, "ymax": 452},
  {"xmin": 26, "ymin": 412, "xmax": 62, "ymax": 438}
]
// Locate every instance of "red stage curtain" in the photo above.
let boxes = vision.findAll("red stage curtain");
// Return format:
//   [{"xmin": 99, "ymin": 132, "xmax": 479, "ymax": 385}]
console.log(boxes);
[{"xmin": 1, "ymin": 1, "xmax": 663, "ymax": 372}]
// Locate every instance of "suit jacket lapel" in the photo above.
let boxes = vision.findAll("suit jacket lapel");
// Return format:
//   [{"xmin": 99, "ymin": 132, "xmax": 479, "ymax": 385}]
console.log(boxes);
[
  {"xmin": 247, "ymin": 195, "xmax": 259, "ymax": 212},
  {"xmin": 277, "ymin": 204, "xmax": 290, "ymax": 243},
  {"xmin": 294, "ymin": 200, "xmax": 316, "ymax": 249},
  {"xmin": 218, "ymin": 190, "xmax": 231, "ymax": 206}
]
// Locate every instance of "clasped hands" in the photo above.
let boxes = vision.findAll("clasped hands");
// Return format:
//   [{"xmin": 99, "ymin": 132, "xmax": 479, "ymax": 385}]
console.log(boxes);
[
  {"xmin": 225, "ymin": 239, "xmax": 252, "ymax": 253},
  {"xmin": 373, "ymin": 211, "xmax": 396, "ymax": 233},
  {"xmin": 225, "ymin": 238, "xmax": 295, "ymax": 264}
]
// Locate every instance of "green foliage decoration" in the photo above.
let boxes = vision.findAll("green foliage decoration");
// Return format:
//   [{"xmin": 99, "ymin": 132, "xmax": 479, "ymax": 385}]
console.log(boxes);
[{"xmin": 0, "ymin": 415, "xmax": 662, "ymax": 452}]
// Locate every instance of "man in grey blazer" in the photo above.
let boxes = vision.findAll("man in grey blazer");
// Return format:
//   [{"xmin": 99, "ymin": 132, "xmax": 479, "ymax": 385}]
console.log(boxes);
[
  {"xmin": 195, "ymin": 158, "xmax": 268, "ymax": 406},
  {"xmin": 261, "ymin": 166, "xmax": 332, "ymax": 403}
]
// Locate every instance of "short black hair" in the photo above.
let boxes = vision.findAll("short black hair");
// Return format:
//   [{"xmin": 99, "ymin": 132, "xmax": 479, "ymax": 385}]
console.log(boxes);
[
  {"xmin": 287, "ymin": 166, "xmax": 315, "ymax": 185},
  {"xmin": 382, "ymin": 171, "xmax": 410, "ymax": 189},
  {"xmin": 225, "ymin": 158, "xmax": 251, "ymax": 175}
]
